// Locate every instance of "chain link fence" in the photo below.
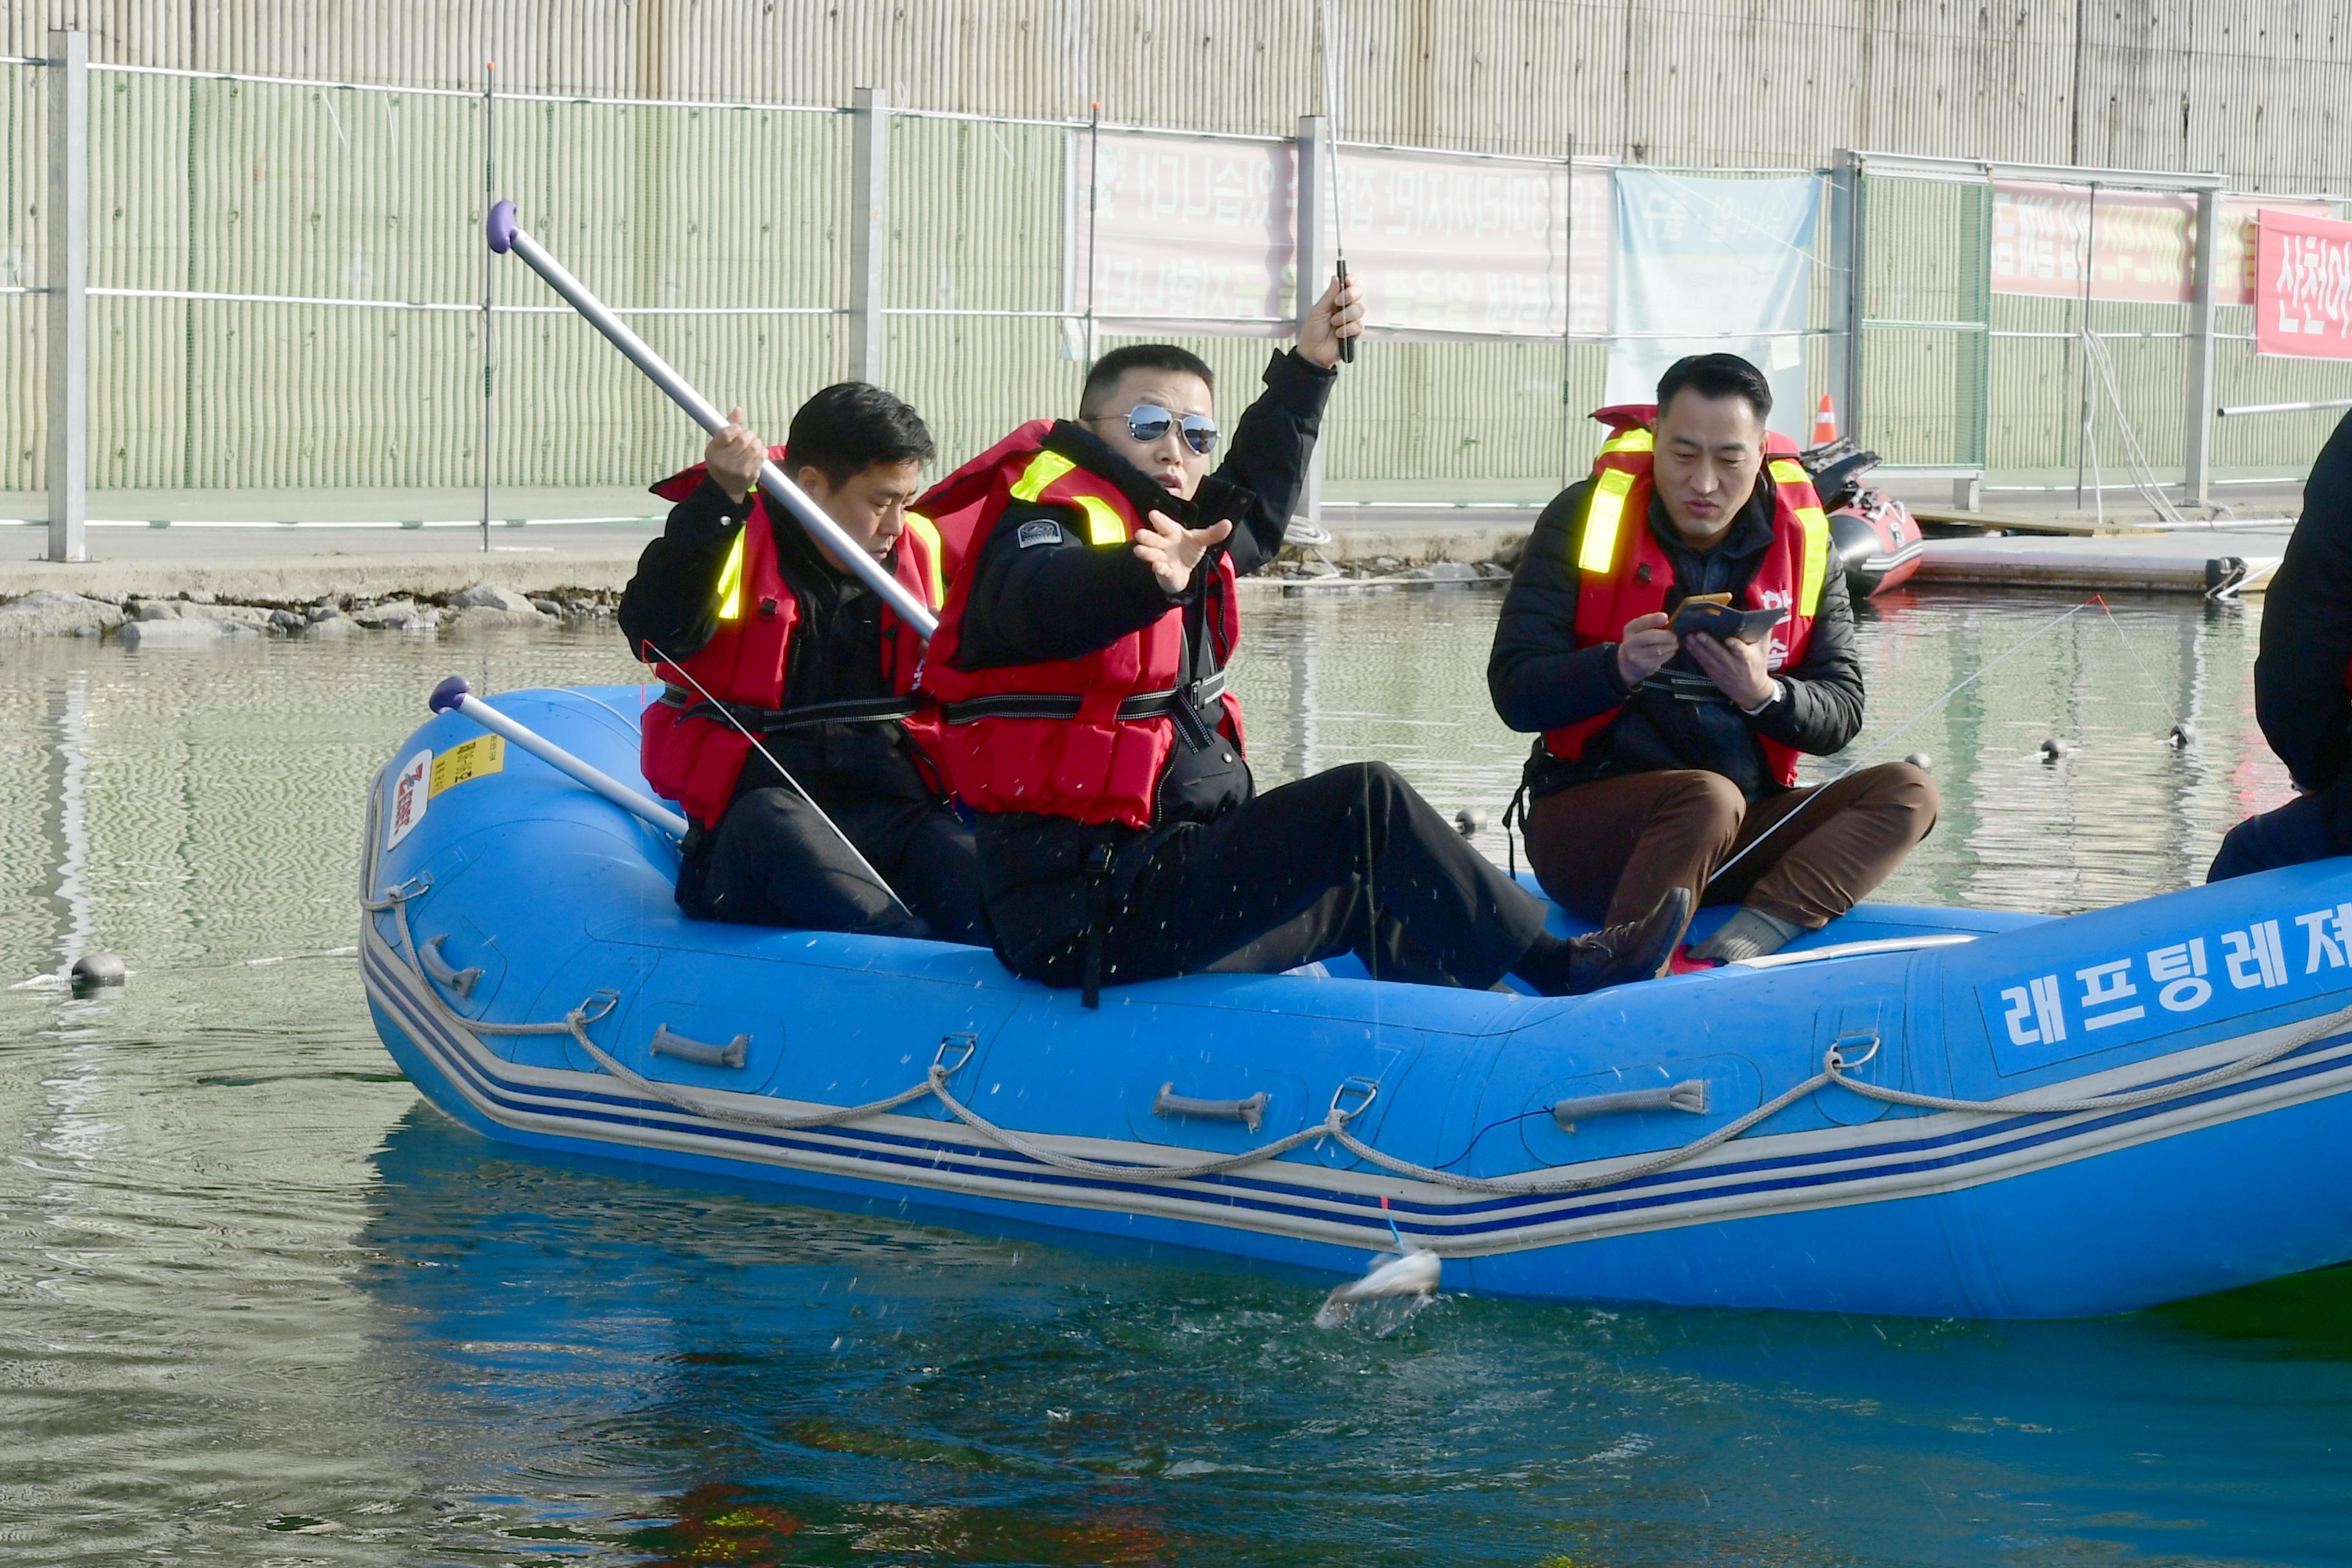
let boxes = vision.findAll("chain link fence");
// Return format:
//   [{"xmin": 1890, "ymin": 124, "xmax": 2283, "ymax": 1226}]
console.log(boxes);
[{"xmin": 6, "ymin": 45, "xmax": 2347, "ymax": 538}]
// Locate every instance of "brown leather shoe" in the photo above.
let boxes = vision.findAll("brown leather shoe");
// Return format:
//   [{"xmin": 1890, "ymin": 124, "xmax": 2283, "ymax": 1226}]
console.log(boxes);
[{"xmin": 1566, "ymin": 887, "xmax": 1693, "ymax": 994}]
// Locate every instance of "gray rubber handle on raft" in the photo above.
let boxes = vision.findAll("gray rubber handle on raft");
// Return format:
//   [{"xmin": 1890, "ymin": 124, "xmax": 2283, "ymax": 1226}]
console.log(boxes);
[
  {"xmin": 651, "ymin": 1024, "xmax": 749, "ymax": 1070},
  {"xmin": 485, "ymin": 199, "xmax": 936, "ymax": 638},
  {"xmin": 1553, "ymin": 1080, "xmax": 1708, "ymax": 1130},
  {"xmin": 418, "ymin": 934, "xmax": 483, "ymax": 999},
  {"xmin": 1155, "ymin": 1083, "xmax": 1270, "ymax": 1133}
]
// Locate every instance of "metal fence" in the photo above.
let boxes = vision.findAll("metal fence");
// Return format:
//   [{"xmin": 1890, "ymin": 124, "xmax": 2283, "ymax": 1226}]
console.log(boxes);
[
  {"xmin": 1849, "ymin": 150, "xmax": 2352, "ymax": 509},
  {"xmin": 7, "ymin": 33, "xmax": 2349, "ymax": 563}
]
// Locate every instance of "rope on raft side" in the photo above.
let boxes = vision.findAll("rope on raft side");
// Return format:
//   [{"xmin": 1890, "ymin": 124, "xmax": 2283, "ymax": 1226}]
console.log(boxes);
[{"xmin": 366, "ymin": 882, "xmax": 2352, "ymax": 1200}]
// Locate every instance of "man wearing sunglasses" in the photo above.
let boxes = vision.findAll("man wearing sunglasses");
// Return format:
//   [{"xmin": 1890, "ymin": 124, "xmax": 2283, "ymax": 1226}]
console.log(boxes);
[{"xmin": 916, "ymin": 278, "xmax": 1687, "ymax": 1004}]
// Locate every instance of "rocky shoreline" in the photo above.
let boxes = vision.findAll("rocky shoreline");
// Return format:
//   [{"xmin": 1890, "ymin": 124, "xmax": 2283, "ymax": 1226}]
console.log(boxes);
[
  {"xmin": 0, "ymin": 582, "xmax": 620, "ymax": 643},
  {"xmin": 0, "ymin": 542, "xmax": 1525, "ymax": 642}
]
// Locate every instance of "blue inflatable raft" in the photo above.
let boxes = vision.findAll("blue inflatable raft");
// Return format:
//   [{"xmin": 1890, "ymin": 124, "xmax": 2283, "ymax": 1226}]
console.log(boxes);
[{"xmin": 360, "ymin": 684, "xmax": 2352, "ymax": 1319}]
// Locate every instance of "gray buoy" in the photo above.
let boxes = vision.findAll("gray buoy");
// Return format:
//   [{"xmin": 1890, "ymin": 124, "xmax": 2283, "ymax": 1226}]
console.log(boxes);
[
  {"xmin": 1903, "ymin": 751, "xmax": 1933, "ymax": 773},
  {"xmin": 2168, "ymin": 721, "xmax": 2198, "ymax": 749},
  {"xmin": 70, "ymin": 952, "xmax": 126, "ymax": 996},
  {"xmin": 1454, "ymin": 807, "xmax": 1487, "ymax": 840},
  {"xmin": 2039, "ymin": 738, "xmax": 2072, "ymax": 763}
]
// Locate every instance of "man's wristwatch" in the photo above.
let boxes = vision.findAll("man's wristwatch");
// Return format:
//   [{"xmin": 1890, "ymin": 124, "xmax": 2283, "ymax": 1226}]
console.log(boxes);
[{"xmin": 1739, "ymin": 679, "xmax": 1785, "ymax": 718}]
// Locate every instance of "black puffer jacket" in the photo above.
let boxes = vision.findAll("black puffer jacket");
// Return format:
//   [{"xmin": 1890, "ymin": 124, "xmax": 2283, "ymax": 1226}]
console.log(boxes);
[
  {"xmin": 1488, "ymin": 473, "xmax": 1866, "ymax": 801},
  {"xmin": 2257, "ymin": 409, "xmax": 2352, "ymax": 798},
  {"xmin": 617, "ymin": 477, "xmax": 937, "ymax": 809}
]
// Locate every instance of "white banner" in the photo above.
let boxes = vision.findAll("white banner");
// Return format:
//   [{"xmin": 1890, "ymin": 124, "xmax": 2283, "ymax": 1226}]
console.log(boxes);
[
  {"xmin": 1603, "ymin": 171, "xmax": 1825, "ymax": 442},
  {"xmin": 1065, "ymin": 130, "xmax": 1611, "ymax": 340}
]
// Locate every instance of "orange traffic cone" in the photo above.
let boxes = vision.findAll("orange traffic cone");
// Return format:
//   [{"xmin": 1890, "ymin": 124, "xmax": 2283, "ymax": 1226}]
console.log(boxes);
[{"xmin": 1811, "ymin": 394, "xmax": 1838, "ymax": 446}]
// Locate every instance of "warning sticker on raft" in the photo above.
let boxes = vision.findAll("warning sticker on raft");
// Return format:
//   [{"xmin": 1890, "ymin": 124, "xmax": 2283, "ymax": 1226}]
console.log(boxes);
[
  {"xmin": 384, "ymin": 749, "xmax": 431, "ymax": 852},
  {"xmin": 429, "ymin": 736, "xmax": 504, "ymax": 796}
]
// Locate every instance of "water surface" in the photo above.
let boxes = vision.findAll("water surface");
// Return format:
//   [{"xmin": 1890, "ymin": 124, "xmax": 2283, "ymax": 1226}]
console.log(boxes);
[{"xmin": 4, "ymin": 586, "xmax": 2339, "ymax": 1567}]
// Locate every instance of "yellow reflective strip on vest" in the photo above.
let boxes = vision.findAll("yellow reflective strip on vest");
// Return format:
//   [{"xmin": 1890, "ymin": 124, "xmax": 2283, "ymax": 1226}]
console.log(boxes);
[
  {"xmin": 1577, "ymin": 467, "xmax": 1638, "ymax": 575},
  {"xmin": 1010, "ymin": 450, "xmax": 1075, "ymax": 502},
  {"xmin": 1769, "ymin": 458, "xmax": 1808, "ymax": 487},
  {"xmin": 714, "ymin": 530, "xmax": 747, "ymax": 620},
  {"xmin": 1601, "ymin": 427, "xmax": 1654, "ymax": 455},
  {"xmin": 1075, "ymin": 494, "xmax": 1128, "ymax": 547},
  {"xmin": 1796, "ymin": 505, "xmax": 1830, "ymax": 615},
  {"xmin": 903, "ymin": 511, "xmax": 945, "ymax": 608}
]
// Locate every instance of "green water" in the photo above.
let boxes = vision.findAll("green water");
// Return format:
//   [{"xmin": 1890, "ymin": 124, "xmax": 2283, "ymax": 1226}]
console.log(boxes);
[{"xmin": 5, "ymin": 586, "xmax": 2344, "ymax": 1567}]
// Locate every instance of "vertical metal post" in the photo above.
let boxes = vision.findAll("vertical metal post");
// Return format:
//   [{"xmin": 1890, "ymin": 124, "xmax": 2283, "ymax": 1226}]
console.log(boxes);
[
  {"xmin": 2182, "ymin": 185, "xmax": 2220, "ymax": 507},
  {"xmin": 1559, "ymin": 139, "xmax": 1578, "ymax": 487},
  {"xmin": 2073, "ymin": 183, "xmax": 2099, "ymax": 511},
  {"xmin": 481, "ymin": 61, "xmax": 496, "ymax": 553},
  {"xmin": 1294, "ymin": 113, "xmax": 1330, "ymax": 533},
  {"xmin": 1828, "ymin": 149, "xmax": 1863, "ymax": 454},
  {"xmin": 848, "ymin": 86, "xmax": 888, "ymax": 385},
  {"xmin": 1080, "ymin": 101, "xmax": 1101, "ymax": 368},
  {"xmin": 44, "ymin": 28, "xmax": 88, "ymax": 565}
]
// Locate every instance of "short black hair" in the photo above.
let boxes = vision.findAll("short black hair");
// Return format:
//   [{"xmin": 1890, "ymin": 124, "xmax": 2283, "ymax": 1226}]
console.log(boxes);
[
  {"xmin": 785, "ymin": 382, "xmax": 935, "ymax": 488},
  {"xmin": 1656, "ymin": 353, "xmax": 1773, "ymax": 424},
  {"xmin": 1080, "ymin": 344, "xmax": 1216, "ymax": 418}
]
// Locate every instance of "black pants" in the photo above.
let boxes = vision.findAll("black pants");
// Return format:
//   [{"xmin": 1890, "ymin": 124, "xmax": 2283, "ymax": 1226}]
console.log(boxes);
[
  {"xmin": 2208, "ymin": 778, "xmax": 2351, "ymax": 882},
  {"xmin": 678, "ymin": 787, "xmax": 988, "ymax": 945},
  {"xmin": 1017, "ymin": 761, "xmax": 1549, "ymax": 993}
]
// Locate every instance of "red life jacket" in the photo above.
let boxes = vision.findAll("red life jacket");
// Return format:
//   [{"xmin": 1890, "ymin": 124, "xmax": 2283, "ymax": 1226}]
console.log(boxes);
[
  {"xmin": 1541, "ymin": 405, "xmax": 1833, "ymax": 789},
  {"xmin": 636, "ymin": 447, "xmax": 947, "ymax": 830},
  {"xmin": 916, "ymin": 426, "xmax": 1244, "ymax": 832}
]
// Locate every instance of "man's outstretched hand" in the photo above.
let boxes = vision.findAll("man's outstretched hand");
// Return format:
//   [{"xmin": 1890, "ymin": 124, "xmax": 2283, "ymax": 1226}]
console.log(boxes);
[{"xmin": 1133, "ymin": 511, "xmax": 1235, "ymax": 595}]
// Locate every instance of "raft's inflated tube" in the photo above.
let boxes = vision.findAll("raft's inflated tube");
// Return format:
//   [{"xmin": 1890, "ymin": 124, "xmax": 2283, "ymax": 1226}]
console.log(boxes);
[{"xmin": 429, "ymin": 675, "xmax": 690, "ymax": 839}]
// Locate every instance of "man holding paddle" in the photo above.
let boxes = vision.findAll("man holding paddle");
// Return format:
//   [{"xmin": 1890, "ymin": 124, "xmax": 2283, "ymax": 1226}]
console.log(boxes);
[
  {"xmin": 620, "ymin": 382, "xmax": 986, "ymax": 945},
  {"xmin": 1489, "ymin": 353, "xmax": 1939, "ymax": 967}
]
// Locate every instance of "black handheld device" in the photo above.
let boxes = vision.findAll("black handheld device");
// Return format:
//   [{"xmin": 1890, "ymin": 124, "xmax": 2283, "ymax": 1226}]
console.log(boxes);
[
  {"xmin": 1335, "ymin": 258, "xmax": 1356, "ymax": 364},
  {"xmin": 1669, "ymin": 598, "xmax": 1787, "ymax": 645}
]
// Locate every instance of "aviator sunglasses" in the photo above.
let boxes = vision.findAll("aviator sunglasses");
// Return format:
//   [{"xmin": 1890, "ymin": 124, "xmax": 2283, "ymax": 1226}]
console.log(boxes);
[{"xmin": 1088, "ymin": 403, "xmax": 1221, "ymax": 456}]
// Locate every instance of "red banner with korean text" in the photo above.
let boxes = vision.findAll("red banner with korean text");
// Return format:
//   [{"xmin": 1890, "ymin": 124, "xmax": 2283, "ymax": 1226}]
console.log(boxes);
[
  {"xmin": 2255, "ymin": 207, "xmax": 2352, "ymax": 359},
  {"xmin": 1988, "ymin": 182, "xmax": 2332, "ymax": 306}
]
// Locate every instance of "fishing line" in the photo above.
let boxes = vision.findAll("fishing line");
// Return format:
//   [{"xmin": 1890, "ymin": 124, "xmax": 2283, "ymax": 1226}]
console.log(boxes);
[
  {"xmin": 1703, "ymin": 598, "xmax": 2097, "ymax": 890},
  {"xmin": 1313, "ymin": 0, "xmax": 1355, "ymax": 364},
  {"xmin": 644, "ymin": 642, "xmax": 916, "ymax": 921}
]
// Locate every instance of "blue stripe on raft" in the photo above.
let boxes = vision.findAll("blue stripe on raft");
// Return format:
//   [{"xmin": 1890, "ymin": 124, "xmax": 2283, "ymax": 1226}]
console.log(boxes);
[{"xmin": 363, "ymin": 941, "xmax": 2352, "ymax": 1248}]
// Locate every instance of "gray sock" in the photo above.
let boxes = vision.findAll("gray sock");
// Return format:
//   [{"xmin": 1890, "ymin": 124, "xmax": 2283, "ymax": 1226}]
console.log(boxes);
[{"xmin": 1690, "ymin": 907, "xmax": 1806, "ymax": 963}]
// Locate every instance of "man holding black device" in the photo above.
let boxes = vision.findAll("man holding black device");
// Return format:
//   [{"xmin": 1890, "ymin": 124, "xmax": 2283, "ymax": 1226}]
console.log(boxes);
[{"xmin": 1489, "ymin": 353, "xmax": 1939, "ymax": 966}]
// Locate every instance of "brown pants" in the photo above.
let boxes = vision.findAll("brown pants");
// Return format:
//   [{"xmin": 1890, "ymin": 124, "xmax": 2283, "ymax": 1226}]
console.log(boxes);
[{"xmin": 1524, "ymin": 763, "xmax": 1940, "ymax": 931}]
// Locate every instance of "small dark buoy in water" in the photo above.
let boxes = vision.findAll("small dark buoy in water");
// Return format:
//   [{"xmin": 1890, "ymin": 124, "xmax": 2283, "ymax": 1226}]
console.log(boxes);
[
  {"xmin": 2168, "ymin": 721, "xmax": 2198, "ymax": 749},
  {"xmin": 2039, "ymin": 738, "xmax": 2072, "ymax": 763},
  {"xmin": 70, "ymin": 952, "xmax": 126, "ymax": 995},
  {"xmin": 1903, "ymin": 751, "xmax": 1933, "ymax": 772},
  {"xmin": 1454, "ymin": 807, "xmax": 1485, "ymax": 840}
]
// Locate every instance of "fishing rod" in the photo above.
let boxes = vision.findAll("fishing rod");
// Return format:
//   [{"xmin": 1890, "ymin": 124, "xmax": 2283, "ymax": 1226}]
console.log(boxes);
[
  {"xmin": 1315, "ymin": 0, "xmax": 1355, "ymax": 364},
  {"xmin": 485, "ymin": 200, "xmax": 938, "ymax": 638},
  {"xmin": 643, "ymin": 644, "xmax": 917, "ymax": 923},
  {"xmin": 1703, "ymin": 598, "xmax": 2101, "ymax": 890}
]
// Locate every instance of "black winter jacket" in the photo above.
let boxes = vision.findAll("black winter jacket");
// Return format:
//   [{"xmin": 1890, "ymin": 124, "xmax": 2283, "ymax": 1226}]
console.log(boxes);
[
  {"xmin": 946, "ymin": 348, "xmax": 1337, "ymax": 966},
  {"xmin": 1488, "ymin": 472, "xmax": 1866, "ymax": 801},
  {"xmin": 616, "ymin": 477, "xmax": 939, "ymax": 810},
  {"xmin": 2257, "ymin": 409, "xmax": 2352, "ymax": 798}
]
